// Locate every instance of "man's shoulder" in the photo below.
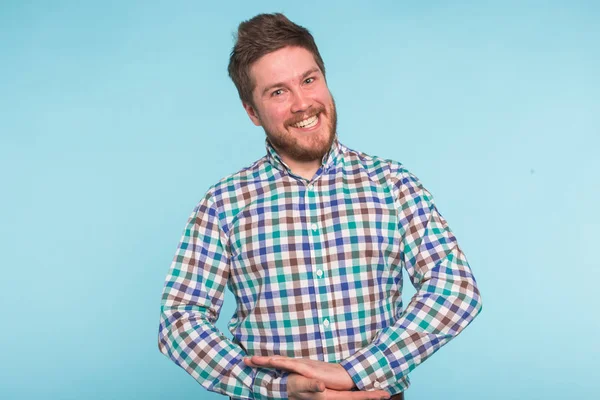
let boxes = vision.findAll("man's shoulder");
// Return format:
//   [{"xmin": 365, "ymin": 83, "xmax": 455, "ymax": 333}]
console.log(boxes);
[
  {"xmin": 202, "ymin": 154, "xmax": 272, "ymax": 204},
  {"xmin": 339, "ymin": 142, "xmax": 409, "ymax": 182},
  {"xmin": 340, "ymin": 143, "xmax": 427, "ymax": 206}
]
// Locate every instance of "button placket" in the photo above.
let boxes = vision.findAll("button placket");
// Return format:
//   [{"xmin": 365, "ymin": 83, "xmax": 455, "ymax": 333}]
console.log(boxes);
[
  {"xmin": 305, "ymin": 183, "xmax": 327, "ymax": 343},
  {"xmin": 309, "ymin": 183, "xmax": 337, "ymax": 361},
  {"xmin": 307, "ymin": 185, "xmax": 329, "ymax": 337}
]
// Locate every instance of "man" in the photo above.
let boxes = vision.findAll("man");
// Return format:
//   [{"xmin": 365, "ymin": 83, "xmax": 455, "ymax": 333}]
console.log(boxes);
[{"xmin": 158, "ymin": 13, "xmax": 482, "ymax": 400}]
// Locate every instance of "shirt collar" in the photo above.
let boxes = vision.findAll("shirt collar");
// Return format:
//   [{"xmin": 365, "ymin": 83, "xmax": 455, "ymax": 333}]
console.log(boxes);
[{"xmin": 265, "ymin": 137, "xmax": 343, "ymax": 176}]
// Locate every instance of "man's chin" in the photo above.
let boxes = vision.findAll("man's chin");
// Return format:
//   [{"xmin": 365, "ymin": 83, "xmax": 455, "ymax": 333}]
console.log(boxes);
[
  {"xmin": 283, "ymin": 144, "xmax": 326, "ymax": 162},
  {"xmin": 294, "ymin": 135, "xmax": 335, "ymax": 160},
  {"xmin": 266, "ymin": 125, "xmax": 335, "ymax": 163}
]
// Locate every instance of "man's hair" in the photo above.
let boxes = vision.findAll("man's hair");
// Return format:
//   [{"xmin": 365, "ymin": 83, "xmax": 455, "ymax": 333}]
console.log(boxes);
[{"xmin": 228, "ymin": 13, "xmax": 326, "ymax": 106}]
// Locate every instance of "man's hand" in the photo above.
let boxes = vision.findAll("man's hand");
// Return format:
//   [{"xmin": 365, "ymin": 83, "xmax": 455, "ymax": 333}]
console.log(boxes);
[
  {"xmin": 287, "ymin": 373, "xmax": 325, "ymax": 399},
  {"xmin": 245, "ymin": 355, "xmax": 354, "ymax": 390},
  {"xmin": 245, "ymin": 356, "xmax": 390, "ymax": 399},
  {"xmin": 287, "ymin": 373, "xmax": 390, "ymax": 400}
]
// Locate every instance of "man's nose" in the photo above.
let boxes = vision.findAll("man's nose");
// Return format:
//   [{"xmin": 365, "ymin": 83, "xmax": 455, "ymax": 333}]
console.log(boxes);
[{"xmin": 290, "ymin": 89, "xmax": 311, "ymax": 113}]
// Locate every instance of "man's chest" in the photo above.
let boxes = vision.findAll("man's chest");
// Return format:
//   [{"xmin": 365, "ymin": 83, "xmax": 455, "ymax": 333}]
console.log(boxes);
[{"xmin": 225, "ymin": 177, "xmax": 403, "ymax": 284}]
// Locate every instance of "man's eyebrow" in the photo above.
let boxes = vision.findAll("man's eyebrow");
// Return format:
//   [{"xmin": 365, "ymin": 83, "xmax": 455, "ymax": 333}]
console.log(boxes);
[
  {"xmin": 261, "ymin": 67, "xmax": 321, "ymax": 96},
  {"xmin": 301, "ymin": 67, "xmax": 321, "ymax": 80}
]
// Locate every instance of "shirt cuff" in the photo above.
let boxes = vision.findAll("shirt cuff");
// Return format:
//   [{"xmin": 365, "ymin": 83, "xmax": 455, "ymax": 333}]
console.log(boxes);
[
  {"xmin": 340, "ymin": 344, "xmax": 395, "ymax": 391},
  {"xmin": 252, "ymin": 370, "xmax": 288, "ymax": 399}
]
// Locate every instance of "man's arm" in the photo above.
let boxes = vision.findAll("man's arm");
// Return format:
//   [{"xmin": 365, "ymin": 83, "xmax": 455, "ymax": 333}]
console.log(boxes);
[
  {"xmin": 338, "ymin": 166, "xmax": 483, "ymax": 390},
  {"xmin": 158, "ymin": 193, "xmax": 288, "ymax": 399}
]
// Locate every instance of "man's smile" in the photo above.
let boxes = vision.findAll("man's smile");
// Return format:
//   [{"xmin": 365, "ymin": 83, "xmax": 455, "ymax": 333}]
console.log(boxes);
[{"xmin": 291, "ymin": 114, "xmax": 319, "ymax": 129}]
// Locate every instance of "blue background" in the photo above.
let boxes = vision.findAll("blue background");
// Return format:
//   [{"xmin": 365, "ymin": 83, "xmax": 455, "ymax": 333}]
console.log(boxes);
[{"xmin": 1, "ymin": 1, "xmax": 598, "ymax": 399}]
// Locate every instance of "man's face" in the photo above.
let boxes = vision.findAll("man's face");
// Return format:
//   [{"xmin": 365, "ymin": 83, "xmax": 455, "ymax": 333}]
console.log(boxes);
[{"xmin": 243, "ymin": 46, "xmax": 337, "ymax": 163}]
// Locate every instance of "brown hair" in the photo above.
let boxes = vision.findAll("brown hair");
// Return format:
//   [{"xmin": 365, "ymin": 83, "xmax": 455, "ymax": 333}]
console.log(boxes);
[{"xmin": 228, "ymin": 13, "xmax": 326, "ymax": 106}]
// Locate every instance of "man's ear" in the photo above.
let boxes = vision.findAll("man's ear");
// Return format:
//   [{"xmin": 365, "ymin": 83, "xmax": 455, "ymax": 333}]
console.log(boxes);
[{"xmin": 243, "ymin": 102, "xmax": 261, "ymax": 127}]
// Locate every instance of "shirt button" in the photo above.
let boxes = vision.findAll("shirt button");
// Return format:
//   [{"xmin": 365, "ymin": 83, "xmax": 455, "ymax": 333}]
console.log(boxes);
[
  {"xmin": 311, "ymin": 223, "xmax": 318, "ymax": 232},
  {"xmin": 373, "ymin": 381, "xmax": 381, "ymax": 388},
  {"xmin": 316, "ymin": 269, "xmax": 323, "ymax": 277},
  {"xmin": 323, "ymin": 318, "xmax": 330, "ymax": 328}
]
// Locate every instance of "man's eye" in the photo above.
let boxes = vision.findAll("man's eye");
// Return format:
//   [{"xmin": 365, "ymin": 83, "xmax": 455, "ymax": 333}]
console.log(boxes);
[
  {"xmin": 305, "ymin": 77, "xmax": 314, "ymax": 84},
  {"xmin": 272, "ymin": 89, "xmax": 284, "ymax": 96}
]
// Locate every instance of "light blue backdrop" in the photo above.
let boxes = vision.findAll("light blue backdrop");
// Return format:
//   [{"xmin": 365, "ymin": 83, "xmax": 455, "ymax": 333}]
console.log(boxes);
[{"xmin": 1, "ymin": 1, "xmax": 598, "ymax": 399}]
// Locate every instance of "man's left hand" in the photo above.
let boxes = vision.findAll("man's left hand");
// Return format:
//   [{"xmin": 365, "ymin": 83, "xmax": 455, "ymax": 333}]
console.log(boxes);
[{"xmin": 244, "ymin": 356, "xmax": 356, "ymax": 391}]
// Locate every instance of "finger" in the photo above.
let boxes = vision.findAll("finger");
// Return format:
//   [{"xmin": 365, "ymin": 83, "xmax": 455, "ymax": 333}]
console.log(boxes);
[
  {"xmin": 247, "ymin": 356, "xmax": 314, "ymax": 376},
  {"xmin": 326, "ymin": 389, "xmax": 391, "ymax": 400},
  {"xmin": 268, "ymin": 357, "xmax": 313, "ymax": 376},
  {"xmin": 243, "ymin": 357, "xmax": 266, "ymax": 368},
  {"xmin": 247, "ymin": 355, "xmax": 285, "ymax": 366},
  {"xmin": 244, "ymin": 355, "xmax": 285, "ymax": 368}
]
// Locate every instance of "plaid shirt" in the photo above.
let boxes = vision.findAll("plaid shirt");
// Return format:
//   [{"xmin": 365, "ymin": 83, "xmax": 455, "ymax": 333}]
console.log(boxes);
[{"xmin": 158, "ymin": 139, "xmax": 482, "ymax": 399}]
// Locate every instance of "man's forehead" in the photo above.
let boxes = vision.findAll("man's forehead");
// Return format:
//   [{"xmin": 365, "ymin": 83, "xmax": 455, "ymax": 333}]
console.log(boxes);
[{"xmin": 250, "ymin": 46, "xmax": 320, "ymax": 86}]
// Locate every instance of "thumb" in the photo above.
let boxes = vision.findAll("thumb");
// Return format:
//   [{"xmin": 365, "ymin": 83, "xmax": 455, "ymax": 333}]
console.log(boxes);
[
  {"xmin": 299, "ymin": 378, "xmax": 325, "ymax": 393},
  {"xmin": 289, "ymin": 373, "xmax": 326, "ymax": 395}
]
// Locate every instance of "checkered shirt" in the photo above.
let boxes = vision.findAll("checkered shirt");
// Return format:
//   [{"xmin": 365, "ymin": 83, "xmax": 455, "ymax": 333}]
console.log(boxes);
[{"xmin": 158, "ymin": 139, "xmax": 482, "ymax": 399}]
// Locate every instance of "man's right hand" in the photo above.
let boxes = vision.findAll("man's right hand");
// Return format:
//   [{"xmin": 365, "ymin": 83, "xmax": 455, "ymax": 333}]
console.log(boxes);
[{"xmin": 288, "ymin": 373, "xmax": 390, "ymax": 400}]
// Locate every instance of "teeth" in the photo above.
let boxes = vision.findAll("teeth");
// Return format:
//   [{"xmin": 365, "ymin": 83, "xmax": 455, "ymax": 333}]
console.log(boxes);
[{"xmin": 292, "ymin": 115, "xmax": 318, "ymax": 129}]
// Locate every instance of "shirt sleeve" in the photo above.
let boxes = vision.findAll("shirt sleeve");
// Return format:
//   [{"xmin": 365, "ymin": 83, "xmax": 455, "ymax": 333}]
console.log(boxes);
[
  {"xmin": 158, "ymin": 193, "xmax": 288, "ymax": 399},
  {"xmin": 340, "ymin": 166, "xmax": 483, "ymax": 391}
]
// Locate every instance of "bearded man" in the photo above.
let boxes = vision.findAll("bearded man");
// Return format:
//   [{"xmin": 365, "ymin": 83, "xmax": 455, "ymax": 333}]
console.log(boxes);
[{"xmin": 158, "ymin": 13, "xmax": 482, "ymax": 400}]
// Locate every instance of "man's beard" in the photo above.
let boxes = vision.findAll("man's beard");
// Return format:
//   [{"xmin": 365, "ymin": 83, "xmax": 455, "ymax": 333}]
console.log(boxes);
[{"xmin": 265, "ymin": 98, "xmax": 337, "ymax": 162}]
